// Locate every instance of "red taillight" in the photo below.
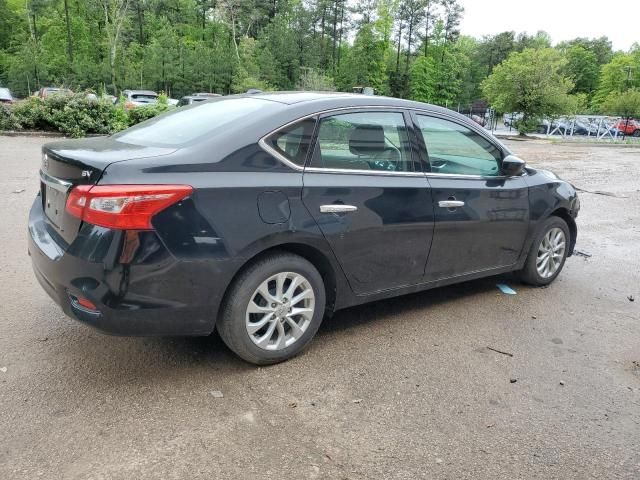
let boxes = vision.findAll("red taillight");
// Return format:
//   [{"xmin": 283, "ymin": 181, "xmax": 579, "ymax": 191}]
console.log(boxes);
[
  {"xmin": 66, "ymin": 184, "xmax": 193, "ymax": 230},
  {"xmin": 76, "ymin": 296, "xmax": 97, "ymax": 310}
]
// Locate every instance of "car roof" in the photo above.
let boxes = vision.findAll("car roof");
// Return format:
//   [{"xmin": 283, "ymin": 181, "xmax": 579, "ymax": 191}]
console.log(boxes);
[{"xmin": 235, "ymin": 91, "xmax": 452, "ymax": 115}]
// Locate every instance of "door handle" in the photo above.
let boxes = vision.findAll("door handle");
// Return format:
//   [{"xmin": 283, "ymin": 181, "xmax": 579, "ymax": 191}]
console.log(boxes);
[
  {"xmin": 438, "ymin": 200, "xmax": 465, "ymax": 208},
  {"xmin": 320, "ymin": 204, "xmax": 358, "ymax": 213}
]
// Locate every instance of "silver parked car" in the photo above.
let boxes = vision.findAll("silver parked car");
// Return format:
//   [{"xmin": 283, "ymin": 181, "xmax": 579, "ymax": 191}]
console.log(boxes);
[
  {"xmin": 0, "ymin": 87, "xmax": 15, "ymax": 103},
  {"xmin": 119, "ymin": 89, "xmax": 158, "ymax": 109}
]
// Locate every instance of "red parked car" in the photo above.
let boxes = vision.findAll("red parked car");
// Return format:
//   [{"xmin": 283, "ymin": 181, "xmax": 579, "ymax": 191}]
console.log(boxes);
[
  {"xmin": 36, "ymin": 87, "xmax": 73, "ymax": 99},
  {"xmin": 613, "ymin": 119, "xmax": 640, "ymax": 137}
]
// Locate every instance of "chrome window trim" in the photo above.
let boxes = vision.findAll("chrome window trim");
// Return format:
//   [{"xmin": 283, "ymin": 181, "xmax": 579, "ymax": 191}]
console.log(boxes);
[
  {"xmin": 425, "ymin": 172, "xmax": 506, "ymax": 180},
  {"xmin": 40, "ymin": 169, "xmax": 72, "ymax": 193},
  {"xmin": 258, "ymin": 136, "xmax": 305, "ymax": 171},
  {"xmin": 305, "ymin": 167, "xmax": 425, "ymax": 177},
  {"xmin": 258, "ymin": 105, "xmax": 510, "ymax": 178}
]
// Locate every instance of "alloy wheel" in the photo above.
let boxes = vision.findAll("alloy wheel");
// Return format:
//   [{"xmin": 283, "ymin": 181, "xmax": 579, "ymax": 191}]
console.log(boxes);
[
  {"xmin": 536, "ymin": 227, "xmax": 566, "ymax": 278},
  {"xmin": 245, "ymin": 272, "xmax": 315, "ymax": 351}
]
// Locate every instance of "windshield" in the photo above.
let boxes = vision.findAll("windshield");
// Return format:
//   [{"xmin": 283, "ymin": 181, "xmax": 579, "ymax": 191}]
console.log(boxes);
[
  {"xmin": 0, "ymin": 88, "xmax": 11, "ymax": 100},
  {"xmin": 114, "ymin": 97, "xmax": 273, "ymax": 147}
]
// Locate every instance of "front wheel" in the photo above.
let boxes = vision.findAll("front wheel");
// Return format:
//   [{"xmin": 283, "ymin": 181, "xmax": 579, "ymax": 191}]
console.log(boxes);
[
  {"xmin": 217, "ymin": 252, "xmax": 326, "ymax": 365},
  {"xmin": 518, "ymin": 216, "xmax": 570, "ymax": 286},
  {"xmin": 632, "ymin": 129, "xmax": 640, "ymax": 137}
]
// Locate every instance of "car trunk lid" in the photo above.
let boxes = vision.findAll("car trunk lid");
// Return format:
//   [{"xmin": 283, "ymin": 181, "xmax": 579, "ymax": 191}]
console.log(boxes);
[{"xmin": 40, "ymin": 137, "xmax": 175, "ymax": 246}]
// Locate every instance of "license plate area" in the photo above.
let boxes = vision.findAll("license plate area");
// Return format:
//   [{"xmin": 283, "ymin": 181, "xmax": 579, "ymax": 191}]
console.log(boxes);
[{"xmin": 44, "ymin": 184, "xmax": 68, "ymax": 229}]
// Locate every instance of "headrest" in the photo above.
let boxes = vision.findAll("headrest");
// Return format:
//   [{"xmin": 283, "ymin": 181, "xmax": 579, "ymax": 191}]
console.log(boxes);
[{"xmin": 349, "ymin": 124, "xmax": 386, "ymax": 155}]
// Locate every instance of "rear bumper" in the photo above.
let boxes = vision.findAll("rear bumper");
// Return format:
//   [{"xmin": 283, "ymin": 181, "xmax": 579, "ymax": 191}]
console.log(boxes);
[{"xmin": 28, "ymin": 197, "xmax": 226, "ymax": 336}]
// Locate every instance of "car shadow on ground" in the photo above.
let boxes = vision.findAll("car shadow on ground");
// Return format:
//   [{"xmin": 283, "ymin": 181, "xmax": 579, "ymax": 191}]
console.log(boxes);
[
  {"xmin": 43, "ymin": 273, "xmax": 524, "ymax": 380},
  {"xmin": 318, "ymin": 273, "xmax": 522, "ymax": 336}
]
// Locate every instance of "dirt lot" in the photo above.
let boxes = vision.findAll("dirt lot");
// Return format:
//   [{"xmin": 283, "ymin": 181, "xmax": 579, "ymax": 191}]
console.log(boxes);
[{"xmin": 0, "ymin": 135, "xmax": 638, "ymax": 479}]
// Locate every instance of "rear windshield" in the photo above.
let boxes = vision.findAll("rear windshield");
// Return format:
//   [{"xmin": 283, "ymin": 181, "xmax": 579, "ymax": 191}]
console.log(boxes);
[
  {"xmin": 0, "ymin": 88, "xmax": 11, "ymax": 99},
  {"xmin": 131, "ymin": 94, "xmax": 157, "ymax": 101},
  {"xmin": 114, "ymin": 97, "xmax": 272, "ymax": 147}
]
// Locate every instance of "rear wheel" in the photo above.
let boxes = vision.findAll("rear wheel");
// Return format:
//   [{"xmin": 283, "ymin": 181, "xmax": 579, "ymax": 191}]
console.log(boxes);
[
  {"xmin": 217, "ymin": 252, "xmax": 326, "ymax": 365},
  {"xmin": 633, "ymin": 129, "xmax": 640, "ymax": 137},
  {"xmin": 518, "ymin": 216, "xmax": 570, "ymax": 286}
]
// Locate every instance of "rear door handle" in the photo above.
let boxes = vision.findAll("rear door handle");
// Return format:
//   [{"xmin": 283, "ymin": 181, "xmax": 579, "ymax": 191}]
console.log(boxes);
[
  {"xmin": 320, "ymin": 204, "xmax": 358, "ymax": 213},
  {"xmin": 438, "ymin": 200, "xmax": 465, "ymax": 208}
]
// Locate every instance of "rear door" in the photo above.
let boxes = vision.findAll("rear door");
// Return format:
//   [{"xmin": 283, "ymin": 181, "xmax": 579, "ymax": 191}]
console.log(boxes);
[
  {"xmin": 412, "ymin": 113, "xmax": 529, "ymax": 281},
  {"xmin": 301, "ymin": 109, "xmax": 434, "ymax": 295}
]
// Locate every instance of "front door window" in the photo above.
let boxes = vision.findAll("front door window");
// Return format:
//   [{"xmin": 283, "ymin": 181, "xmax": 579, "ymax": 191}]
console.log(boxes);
[{"xmin": 416, "ymin": 115, "xmax": 502, "ymax": 176}]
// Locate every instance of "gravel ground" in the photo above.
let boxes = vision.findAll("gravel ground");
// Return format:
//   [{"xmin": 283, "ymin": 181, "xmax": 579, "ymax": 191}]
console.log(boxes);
[{"xmin": 0, "ymin": 135, "xmax": 638, "ymax": 479}]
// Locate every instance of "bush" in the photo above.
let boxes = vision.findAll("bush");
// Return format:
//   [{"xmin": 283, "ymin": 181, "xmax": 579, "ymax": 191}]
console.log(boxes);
[
  {"xmin": 11, "ymin": 97, "xmax": 52, "ymax": 130},
  {"xmin": 126, "ymin": 94, "xmax": 172, "ymax": 126},
  {"xmin": 0, "ymin": 103, "xmax": 20, "ymax": 130},
  {"xmin": 0, "ymin": 92, "xmax": 170, "ymax": 137},
  {"xmin": 43, "ymin": 94, "xmax": 129, "ymax": 137}
]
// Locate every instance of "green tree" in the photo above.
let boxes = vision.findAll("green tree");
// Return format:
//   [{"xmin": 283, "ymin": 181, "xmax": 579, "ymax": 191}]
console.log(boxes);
[
  {"xmin": 482, "ymin": 48, "xmax": 574, "ymax": 133},
  {"xmin": 476, "ymin": 31, "xmax": 515, "ymax": 75},
  {"xmin": 593, "ymin": 53, "xmax": 640, "ymax": 107},
  {"xmin": 601, "ymin": 88, "xmax": 640, "ymax": 119},
  {"xmin": 564, "ymin": 45, "xmax": 599, "ymax": 96},
  {"xmin": 515, "ymin": 31, "xmax": 551, "ymax": 51},
  {"xmin": 297, "ymin": 68, "xmax": 335, "ymax": 91},
  {"xmin": 337, "ymin": 22, "xmax": 387, "ymax": 93},
  {"xmin": 557, "ymin": 36, "xmax": 613, "ymax": 66},
  {"xmin": 409, "ymin": 55, "xmax": 436, "ymax": 102}
]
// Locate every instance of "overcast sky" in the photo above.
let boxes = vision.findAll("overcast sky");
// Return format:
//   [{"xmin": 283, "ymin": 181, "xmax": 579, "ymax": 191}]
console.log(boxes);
[{"xmin": 459, "ymin": 0, "xmax": 639, "ymax": 51}]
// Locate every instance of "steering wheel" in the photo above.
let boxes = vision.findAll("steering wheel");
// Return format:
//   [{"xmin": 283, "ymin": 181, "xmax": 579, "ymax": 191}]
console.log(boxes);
[{"xmin": 367, "ymin": 143, "xmax": 403, "ymax": 171}]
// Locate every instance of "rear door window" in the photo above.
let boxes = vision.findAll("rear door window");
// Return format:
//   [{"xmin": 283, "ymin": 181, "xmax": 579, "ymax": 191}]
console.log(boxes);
[
  {"xmin": 264, "ymin": 117, "xmax": 317, "ymax": 167},
  {"xmin": 309, "ymin": 111, "xmax": 416, "ymax": 172}
]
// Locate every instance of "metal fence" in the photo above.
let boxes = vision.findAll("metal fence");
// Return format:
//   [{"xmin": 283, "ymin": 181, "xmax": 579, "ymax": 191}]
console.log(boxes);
[{"xmin": 500, "ymin": 114, "xmax": 637, "ymax": 141}]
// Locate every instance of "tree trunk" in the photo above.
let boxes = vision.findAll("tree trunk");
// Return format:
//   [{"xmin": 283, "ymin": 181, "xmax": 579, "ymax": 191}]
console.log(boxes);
[
  {"xmin": 336, "ymin": 1, "xmax": 344, "ymax": 68},
  {"xmin": 230, "ymin": 11, "xmax": 239, "ymax": 61},
  {"xmin": 406, "ymin": 20, "xmax": 413, "ymax": 73},
  {"xmin": 137, "ymin": 1, "xmax": 145, "ymax": 44},
  {"xmin": 320, "ymin": 5, "xmax": 326, "ymax": 68},
  {"xmin": 424, "ymin": 2, "xmax": 430, "ymax": 57},
  {"xmin": 63, "ymin": 0, "xmax": 74, "ymax": 64},
  {"xmin": 331, "ymin": 0, "xmax": 338, "ymax": 74},
  {"xmin": 201, "ymin": 1, "xmax": 206, "ymax": 41},
  {"xmin": 395, "ymin": 24, "xmax": 403, "ymax": 74}
]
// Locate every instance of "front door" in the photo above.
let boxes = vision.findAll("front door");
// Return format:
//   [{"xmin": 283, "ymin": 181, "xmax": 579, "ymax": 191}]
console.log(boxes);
[
  {"xmin": 302, "ymin": 110, "xmax": 434, "ymax": 295},
  {"xmin": 412, "ymin": 113, "xmax": 530, "ymax": 281}
]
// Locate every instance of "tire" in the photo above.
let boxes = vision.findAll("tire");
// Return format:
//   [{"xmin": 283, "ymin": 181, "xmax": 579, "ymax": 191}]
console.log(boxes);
[
  {"xmin": 632, "ymin": 129, "xmax": 640, "ymax": 137},
  {"xmin": 217, "ymin": 252, "xmax": 326, "ymax": 365},
  {"xmin": 518, "ymin": 216, "xmax": 570, "ymax": 286}
]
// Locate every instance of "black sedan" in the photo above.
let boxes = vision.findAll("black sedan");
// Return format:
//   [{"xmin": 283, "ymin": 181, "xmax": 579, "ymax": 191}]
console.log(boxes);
[{"xmin": 29, "ymin": 92, "xmax": 579, "ymax": 364}]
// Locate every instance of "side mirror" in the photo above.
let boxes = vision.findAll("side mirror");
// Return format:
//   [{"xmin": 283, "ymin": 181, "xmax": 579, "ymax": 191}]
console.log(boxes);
[{"xmin": 502, "ymin": 155, "xmax": 526, "ymax": 176}]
